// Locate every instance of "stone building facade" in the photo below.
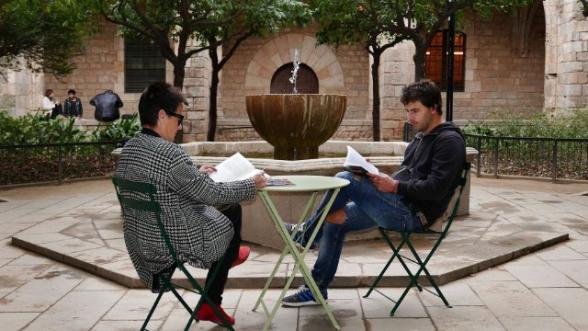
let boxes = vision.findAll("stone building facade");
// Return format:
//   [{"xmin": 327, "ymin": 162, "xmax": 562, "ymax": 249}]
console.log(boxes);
[{"xmin": 0, "ymin": 0, "xmax": 586, "ymax": 141}]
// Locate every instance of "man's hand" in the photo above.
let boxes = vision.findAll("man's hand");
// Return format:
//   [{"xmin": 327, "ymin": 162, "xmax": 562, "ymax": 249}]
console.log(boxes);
[
  {"xmin": 367, "ymin": 173, "xmax": 398, "ymax": 193},
  {"xmin": 253, "ymin": 173, "xmax": 268, "ymax": 189},
  {"xmin": 199, "ymin": 164, "xmax": 216, "ymax": 175}
]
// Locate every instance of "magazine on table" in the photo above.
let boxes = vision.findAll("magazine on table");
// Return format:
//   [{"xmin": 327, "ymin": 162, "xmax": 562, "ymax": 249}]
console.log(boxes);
[
  {"xmin": 342, "ymin": 146, "xmax": 379, "ymax": 175},
  {"xmin": 208, "ymin": 152, "xmax": 293, "ymax": 186}
]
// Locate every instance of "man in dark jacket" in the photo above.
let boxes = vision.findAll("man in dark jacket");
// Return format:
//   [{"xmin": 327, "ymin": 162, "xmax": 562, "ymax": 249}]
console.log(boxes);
[
  {"xmin": 91, "ymin": 89, "xmax": 123, "ymax": 122},
  {"xmin": 282, "ymin": 80, "xmax": 466, "ymax": 307},
  {"xmin": 63, "ymin": 89, "xmax": 83, "ymax": 117}
]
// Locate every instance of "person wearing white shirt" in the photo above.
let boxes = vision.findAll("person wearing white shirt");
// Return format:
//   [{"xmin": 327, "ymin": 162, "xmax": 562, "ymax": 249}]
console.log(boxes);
[{"xmin": 42, "ymin": 89, "xmax": 62, "ymax": 118}]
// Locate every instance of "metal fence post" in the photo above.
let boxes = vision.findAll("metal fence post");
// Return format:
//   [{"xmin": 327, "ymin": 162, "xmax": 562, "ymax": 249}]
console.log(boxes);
[
  {"xmin": 552, "ymin": 139, "xmax": 558, "ymax": 182},
  {"xmin": 58, "ymin": 144, "xmax": 63, "ymax": 184},
  {"xmin": 477, "ymin": 135, "xmax": 482, "ymax": 177},
  {"xmin": 494, "ymin": 137, "xmax": 499, "ymax": 178}
]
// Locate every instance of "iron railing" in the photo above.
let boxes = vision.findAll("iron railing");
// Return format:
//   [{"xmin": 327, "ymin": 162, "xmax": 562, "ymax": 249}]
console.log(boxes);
[
  {"xmin": 0, "ymin": 141, "xmax": 126, "ymax": 185},
  {"xmin": 465, "ymin": 134, "xmax": 588, "ymax": 181}
]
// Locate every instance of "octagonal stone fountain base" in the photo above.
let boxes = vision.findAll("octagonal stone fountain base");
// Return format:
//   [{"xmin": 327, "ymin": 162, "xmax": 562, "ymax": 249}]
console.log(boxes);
[{"xmin": 177, "ymin": 140, "xmax": 478, "ymax": 250}]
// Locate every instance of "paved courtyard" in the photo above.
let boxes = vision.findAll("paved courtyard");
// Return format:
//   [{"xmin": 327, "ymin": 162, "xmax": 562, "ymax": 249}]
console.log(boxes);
[{"xmin": 0, "ymin": 177, "xmax": 587, "ymax": 330}]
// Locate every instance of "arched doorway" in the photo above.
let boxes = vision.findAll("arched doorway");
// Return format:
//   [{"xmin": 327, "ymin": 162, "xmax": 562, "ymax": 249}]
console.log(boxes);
[{"xmin": 270, "ymin": 63, "xmax": 319, "ymax": 94}]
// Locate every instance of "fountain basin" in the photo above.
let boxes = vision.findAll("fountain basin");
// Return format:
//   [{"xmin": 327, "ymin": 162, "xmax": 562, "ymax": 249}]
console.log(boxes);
[
  {"xmin": 115, "ymin": 140, "xmax": 476, "ymax": 250},
  {"xmin": 246, "ymin": 94, "xmax": 346, "ymax": 160}
]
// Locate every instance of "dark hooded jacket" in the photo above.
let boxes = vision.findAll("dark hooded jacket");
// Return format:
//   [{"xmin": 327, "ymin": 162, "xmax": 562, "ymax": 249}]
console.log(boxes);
[{"xmin": 393, "ymin": 122, "xmax": 466, "ymax": 223}]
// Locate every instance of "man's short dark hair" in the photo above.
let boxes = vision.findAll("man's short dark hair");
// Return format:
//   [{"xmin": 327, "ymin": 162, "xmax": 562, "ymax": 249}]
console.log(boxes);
[
  {"xmin": 138, "ymin": 82, "xmax": 187, "ymax": 126},
  {"xmin": 400, "ymin": 80, "xmax": 443, "ymax": 115},
  {"xmin": 67, "ymin": 89, "xmax": 76, "ymax": 95}
]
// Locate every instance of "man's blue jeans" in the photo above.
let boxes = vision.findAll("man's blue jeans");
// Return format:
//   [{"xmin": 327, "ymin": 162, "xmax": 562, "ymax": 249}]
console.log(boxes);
[{"xmin": 299, "ymin": 171, "xmax": 423, "ymax": 291}]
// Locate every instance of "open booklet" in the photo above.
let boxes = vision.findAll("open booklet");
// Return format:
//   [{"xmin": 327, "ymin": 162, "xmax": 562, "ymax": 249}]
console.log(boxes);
[
  {"xmin": 343, "ymin": 146, "xmax": 379, "ymax": 175},
  {"xmin": 208, "ymin": 152, "xmax": 293, "ymax": 186}
]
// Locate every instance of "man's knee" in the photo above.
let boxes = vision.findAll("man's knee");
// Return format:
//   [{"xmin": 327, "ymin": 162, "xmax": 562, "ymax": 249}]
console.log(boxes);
[
  {"xmin": 326, "ymin": 208, "xmax": 346, "ymax": 224},
  {"xmin": 336, "ymin": 171, "xmax": 354, "ymax": 180}
]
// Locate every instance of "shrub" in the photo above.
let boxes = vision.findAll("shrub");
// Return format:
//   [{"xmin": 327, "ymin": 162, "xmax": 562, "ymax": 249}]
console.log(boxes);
[
  {"xmin": 91, "ymin": 113, "xmax": 141, "ymax": 142},
  {"xmin": 0, "ymin": 111, "xmax": 141, "ymax": 145},
  {"xmin": 462, "ymin": 110, "xmax": 588, "ymax": 139}
]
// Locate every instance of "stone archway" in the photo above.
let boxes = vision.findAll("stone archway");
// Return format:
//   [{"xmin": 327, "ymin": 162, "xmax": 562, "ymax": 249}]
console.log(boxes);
[{"xmin": 244, "ymin": 33, "xmax": 344, "ymax": 93}]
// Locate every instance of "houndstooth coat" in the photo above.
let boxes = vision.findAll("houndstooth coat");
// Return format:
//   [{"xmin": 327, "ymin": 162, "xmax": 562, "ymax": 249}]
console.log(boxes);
[{"xmin": 115, "ymin": 131, "xmax": 257, "ymax": 291}]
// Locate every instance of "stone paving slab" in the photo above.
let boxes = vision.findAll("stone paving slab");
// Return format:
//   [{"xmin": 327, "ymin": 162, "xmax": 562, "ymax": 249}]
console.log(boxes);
[{"xmin": 10, "ymin": 190, "xmax": 569, "ymax": 289}]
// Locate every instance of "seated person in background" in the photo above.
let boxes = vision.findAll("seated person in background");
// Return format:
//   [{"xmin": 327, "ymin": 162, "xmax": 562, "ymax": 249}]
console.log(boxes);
[
  {"xmin": 63, "ymin": 89, "xmax": 83, "ymax": 118},
  {"xmin": 115, "ymin": 82, "xmax": 267, "ymax": 326},
  {"xmin": 42, "ymin": 89, "xmax": 62, "ymax": 119},
  {"xmin": 282, "ymin": 80, "xmax": 466, "ymax": 307}
]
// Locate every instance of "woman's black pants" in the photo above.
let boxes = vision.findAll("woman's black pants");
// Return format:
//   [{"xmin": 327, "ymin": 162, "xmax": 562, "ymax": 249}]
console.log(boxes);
[{"xmin": 206, "ymin": 204, "xmax": 242, "ymax": 305}]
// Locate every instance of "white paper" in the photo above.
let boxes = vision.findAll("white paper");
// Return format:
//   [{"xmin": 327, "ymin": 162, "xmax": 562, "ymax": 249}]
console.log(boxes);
[
  {"xmin": 343, "ymin": 146, "xmax": 379, "ymax": 175},
  {"xmin": 208, "ymin": 152, "xmax": 263, "ymax": 182}
]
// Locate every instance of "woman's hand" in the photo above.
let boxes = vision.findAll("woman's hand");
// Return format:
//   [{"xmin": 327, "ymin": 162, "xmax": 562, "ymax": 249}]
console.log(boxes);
[
  {"xmin": 367, "ymin": 173, "xmax": 398, "ymax": 193},
  {"xmin": 199, "ymin": 164, "xmax": 216, "ymax": 174},
  {"xmin": 253, "ymin": 172, "xmax": 268, "ymax": 189}
]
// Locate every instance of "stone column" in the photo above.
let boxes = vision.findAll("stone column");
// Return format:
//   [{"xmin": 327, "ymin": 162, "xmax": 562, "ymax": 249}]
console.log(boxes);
[
  {"xmin": 546, "ymin": 0, "xmax": 588, "ymax": 114},
  {"xmin": 182, "ymin": 41, "xmax": 211, "ymax": 142}
]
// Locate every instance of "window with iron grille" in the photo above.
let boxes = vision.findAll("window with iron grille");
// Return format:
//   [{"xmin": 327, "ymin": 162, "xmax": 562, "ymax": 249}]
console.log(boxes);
[
  {"xmin": 124, "ymin": 38, "xmax": 166, "ymax": 93},
  {"xmin": 425, "ymin": 30, "xmax": 466, "ymax": 92}
]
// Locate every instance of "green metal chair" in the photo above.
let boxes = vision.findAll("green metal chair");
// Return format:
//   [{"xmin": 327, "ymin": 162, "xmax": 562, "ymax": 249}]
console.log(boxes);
[
  {"xmin": 112, "ymin": 177, "xmax": 234, "ymax": 331},
  {"xmin": 363, "ymin": 163, "xmax": 471, "ymax": 316}
]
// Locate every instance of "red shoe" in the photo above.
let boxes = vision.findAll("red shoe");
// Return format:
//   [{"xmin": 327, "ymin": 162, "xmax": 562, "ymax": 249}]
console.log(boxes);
[
  {"xmin": 196, "ymin": 302, "xmax": 235, "ymax": 326},
  {"xmin": 230, "ymin": 246, "xmax": 250, "ymax": 268}
]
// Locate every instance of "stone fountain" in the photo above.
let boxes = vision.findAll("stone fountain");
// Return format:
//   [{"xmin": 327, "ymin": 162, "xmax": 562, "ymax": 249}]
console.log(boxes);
[
  {"xmin": 245, "ymin": 94, "xmax": 346, "ymax": 160},
  {"xmin": 245, "ymin": 49, "xmax": 346, "ymax": 160}
]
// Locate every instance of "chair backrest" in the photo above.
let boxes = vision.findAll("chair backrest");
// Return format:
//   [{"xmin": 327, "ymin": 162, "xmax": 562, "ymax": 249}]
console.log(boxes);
[
  {"xmin": 428, "ymin": 163, "xmax": 471, "ymax": 234},
  {"xmin": 111, "ymin": 177, "xmax": 180, "ymax": 262}
]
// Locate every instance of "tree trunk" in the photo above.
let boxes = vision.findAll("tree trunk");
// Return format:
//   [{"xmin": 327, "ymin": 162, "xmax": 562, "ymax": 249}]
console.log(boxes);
[
  {"xmin": 171, "ymin": 60, "xmax": 186, "ymax": 143},
  {"xmin": 371, "ymin": 51, "xmax": 381, "ymax": 141},
  {"xmin": 207, "ymin": 49, "xmax": 220, "ymax": 141},
  {"xmin": 413, "ymin": 39, "xmax": 427, "ymax": 82},
  {"xmin": 172, "ymin": 60, "xmax": 186, "ymax": 89}
]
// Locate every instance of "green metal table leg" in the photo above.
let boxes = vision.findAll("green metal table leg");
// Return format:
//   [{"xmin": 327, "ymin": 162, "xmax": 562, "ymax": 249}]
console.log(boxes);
[
  {"xmin": 256, "ymin": 189, "xmax": 342, "ymax": 331},
  {"xmin": 253, "ymin": 192, "xmax": 319, "ymax": 312}
]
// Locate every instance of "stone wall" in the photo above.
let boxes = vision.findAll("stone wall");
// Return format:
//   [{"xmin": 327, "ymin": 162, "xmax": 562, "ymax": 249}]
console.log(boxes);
[
  {"xmin": 380, "ymin": 8, "xmax": 546, "ymax": 140},
  {"xmin": 544, "ymin": 0, "xmax": 588, "ymax": 114},
  {"xmin": 43, "ymin": 21, "xmax": 175, "ymax": 120},
  {"xmin": 9, "ymin": 2, "xmax": 587, "ymax": 142},
  {"xmin": 212, "ymin": 28, "xmax": 372, "ymax": 141},
  {"xmin": 0, "ymin": 64, "xmax": 44, "ymax": 116}
]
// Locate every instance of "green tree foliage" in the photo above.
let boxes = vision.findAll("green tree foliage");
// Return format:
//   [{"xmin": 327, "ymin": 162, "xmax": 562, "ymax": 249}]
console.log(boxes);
[
  {"xmin": 311, "ymin": 0, "xmax": 409, "ymax": 141},
  {"xmin": 0, "ymin": 0, "xmax": 96, "ymax": 76},
  {"xmin": 95, "ymin": 0, "xmax": 310, "ymax": 140}
]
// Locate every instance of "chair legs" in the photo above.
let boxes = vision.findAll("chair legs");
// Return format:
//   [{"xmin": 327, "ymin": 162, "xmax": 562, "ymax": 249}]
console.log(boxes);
[
  {"xmin": 140, "ymin": 256, "xmax": 235, "ymax": 331},
  {"xmin": 140, "ymin": 289, "xmax": 165, "ymax": 331},
  {"xmin": 363, "ymin": 229, "xmax": 451, "ymax": 316}
]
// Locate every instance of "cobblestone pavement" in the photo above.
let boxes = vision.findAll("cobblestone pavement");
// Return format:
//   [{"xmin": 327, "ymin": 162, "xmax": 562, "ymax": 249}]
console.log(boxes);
[{"xmin": 0, "ymin": 177, "xmax": 587, "ymax": 331}]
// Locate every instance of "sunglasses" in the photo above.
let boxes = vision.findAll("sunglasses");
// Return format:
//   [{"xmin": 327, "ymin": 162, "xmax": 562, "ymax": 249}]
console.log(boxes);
[{"xmin": 164, "ymin": 110, "xmax": 184, "ymax": 126}]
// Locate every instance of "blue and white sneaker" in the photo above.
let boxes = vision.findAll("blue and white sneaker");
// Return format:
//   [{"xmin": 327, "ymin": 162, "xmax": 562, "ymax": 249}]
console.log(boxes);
[{"xmin": 282, "ymin": 286, "xmax": 328, "ymax": 307}]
